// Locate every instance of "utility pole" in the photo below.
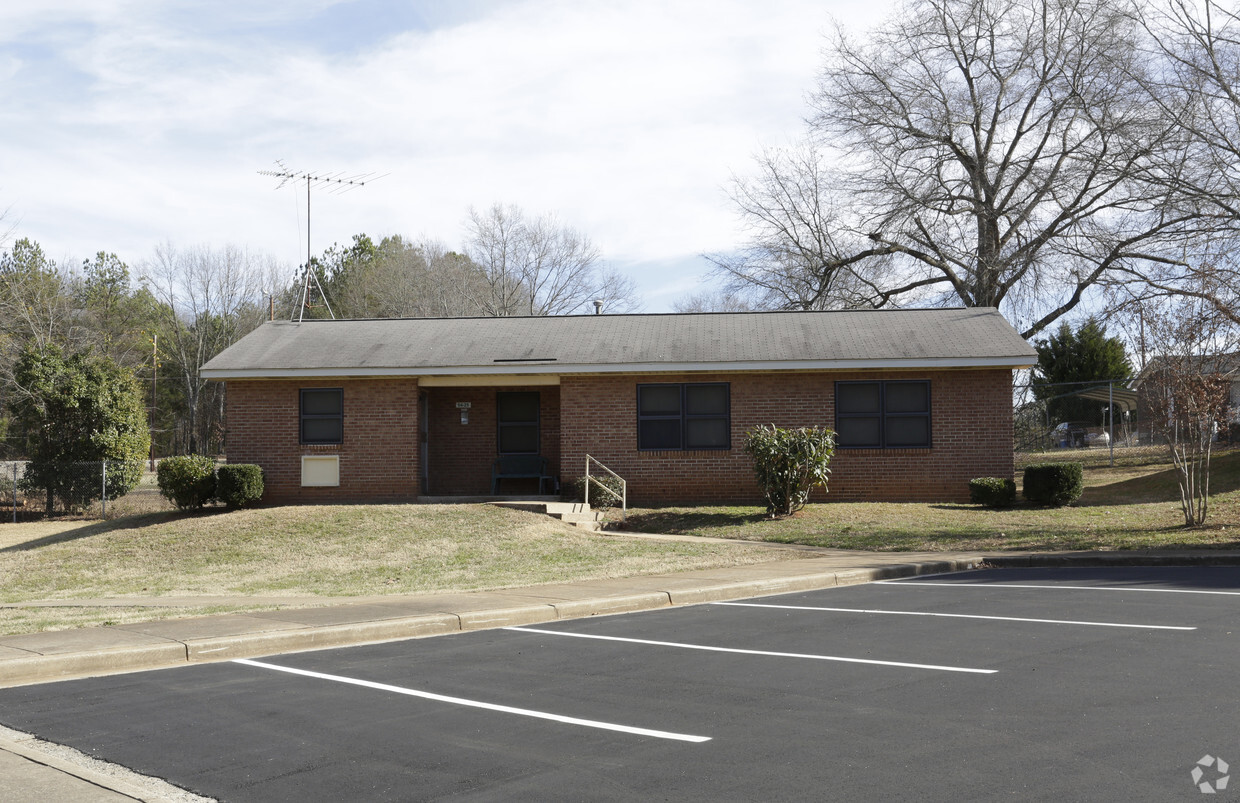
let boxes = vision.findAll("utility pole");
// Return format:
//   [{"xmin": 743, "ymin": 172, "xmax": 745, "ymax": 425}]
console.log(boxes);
[
  {"xmin": 149, "ymin": 334, "xmax": 157, "ymax": 472},
  {"xmin": 258, "ymin": 161, "xmax": 386, "ymax": 322}
]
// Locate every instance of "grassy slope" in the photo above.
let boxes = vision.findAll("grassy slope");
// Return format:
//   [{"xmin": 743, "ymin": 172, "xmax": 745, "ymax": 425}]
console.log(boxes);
[
  {"xmin": 622, "ymin": 449, "xmax": 1240, "ymax": 552},
  {"xmin": 0, "ymin": 504, "xmax": 780, "ymax": 602},
  {"xmin": 0, "ymin": 504, "xmax": 784, "ymax": 635}
]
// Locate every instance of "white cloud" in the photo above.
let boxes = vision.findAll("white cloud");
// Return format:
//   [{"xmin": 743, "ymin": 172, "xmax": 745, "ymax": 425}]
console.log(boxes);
[{"xmin": 0, "ymin": 0, "xmax": 893, "ymax": 308}]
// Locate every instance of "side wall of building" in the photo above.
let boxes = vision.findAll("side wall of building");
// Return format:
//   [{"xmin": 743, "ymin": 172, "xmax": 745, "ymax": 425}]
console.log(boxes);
[
  {"xmin": 225, "ymin": 378, "xmax": 420, "ymax": 503},
  {"xmin": 559, "ymin": 369, "xmax": 1014, "ymax": 504}
]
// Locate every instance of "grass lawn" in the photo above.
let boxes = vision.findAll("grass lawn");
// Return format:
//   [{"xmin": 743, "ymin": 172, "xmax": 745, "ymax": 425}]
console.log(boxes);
[
  {"xmin": 0, "ymin": 503, "xmax": 783, "ymax": 635},
  {"xmin": 621, "ymin": 447, "xmax": 1240, "ymax": 552}
]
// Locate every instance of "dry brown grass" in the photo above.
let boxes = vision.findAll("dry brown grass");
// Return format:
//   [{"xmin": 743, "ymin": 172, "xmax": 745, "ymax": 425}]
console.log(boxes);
[
  {"xmin": 622, "ymin": 449, "xmax": 1240, "ymax": 552},
  {"xmin": 0, "ymin": 604, "xmax": 283, "ymax": 635},
  {"xmin": 0, "ymin": 503, "xmax": 784, "ymax": 634}
]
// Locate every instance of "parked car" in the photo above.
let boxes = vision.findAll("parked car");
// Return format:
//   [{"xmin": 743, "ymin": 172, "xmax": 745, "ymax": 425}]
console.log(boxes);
[
  {"xmin": 1051, "ymin": 421, "xmax": 1091, "ymax": 448},
  {"xmin": 1050, "ymin": 422, "xmax": 1112, "ymax": 448}
]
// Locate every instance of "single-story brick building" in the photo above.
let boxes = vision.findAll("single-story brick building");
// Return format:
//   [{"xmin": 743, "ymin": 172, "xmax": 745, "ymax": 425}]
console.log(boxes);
[{"xmin": 200, "ymin": 308, "xmax": 1036, "ymax": 505}]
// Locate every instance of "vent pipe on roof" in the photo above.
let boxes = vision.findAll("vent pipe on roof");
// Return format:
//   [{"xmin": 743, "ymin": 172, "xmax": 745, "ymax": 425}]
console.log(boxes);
[{"xmin": 593, "ymin": 299, "xmax": 603, "ymax": 315}]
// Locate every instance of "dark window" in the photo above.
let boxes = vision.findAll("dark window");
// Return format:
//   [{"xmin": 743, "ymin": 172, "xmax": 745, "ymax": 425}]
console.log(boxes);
[
  {"xmin": 497, "ymin": 392, "xmax": 540, "ymax": 454},
  {"xmin": 835, "ymin": 380, "xmax": 931, "ymax": 449},
  {"xmin": 301, "ymin": 388, "xmax": 343, "ymax": 444},
  {"xmin": 637, "ymin": 383, "xmax": 730, "ymax": 450}
]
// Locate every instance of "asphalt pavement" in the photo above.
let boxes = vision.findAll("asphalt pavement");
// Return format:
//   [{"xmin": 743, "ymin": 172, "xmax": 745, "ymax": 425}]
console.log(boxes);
[{"xmin": 2, "ymin": 546, "xmax": 1239, "ymax": 801}]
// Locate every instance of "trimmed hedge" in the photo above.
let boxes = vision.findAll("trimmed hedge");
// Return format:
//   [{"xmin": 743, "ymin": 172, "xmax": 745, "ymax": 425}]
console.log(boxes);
[
  {"xmin": 969, "ymin": 477, "xmax": 1016, "ymax": 508},
  {"xmin": 1022, "ymin": 462, "xmax": 1084, "ymax": 507},
  {"xmin": 216, "ymin": 464, "xmax": 264, "ymax": 509},
  {"xmin": 156, "ymin": 455, "xmax": 217, "ymax": 510}
]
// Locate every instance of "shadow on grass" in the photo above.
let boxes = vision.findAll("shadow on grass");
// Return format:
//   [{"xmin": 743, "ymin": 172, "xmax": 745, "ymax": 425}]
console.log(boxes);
[
  {"xmin": 1078, "ymin": 457, "xmax": 1240, "ymax": 507},
  {"xmin": 0, "ymin": 510, "xmax": 193, "ymax": 553},
  {"xmin": 624, "ymin": 509, "xmax": 770, "ymax": 534}
]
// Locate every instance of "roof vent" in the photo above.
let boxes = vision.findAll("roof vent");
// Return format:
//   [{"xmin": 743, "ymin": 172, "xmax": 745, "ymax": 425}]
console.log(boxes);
[{"xmin": 593, "ymin": 299, "xmax": 604, "ymax": 315}]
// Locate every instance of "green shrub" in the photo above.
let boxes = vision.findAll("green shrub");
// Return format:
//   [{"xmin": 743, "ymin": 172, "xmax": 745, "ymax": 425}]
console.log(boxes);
[
  {"xmin": 572, "ymin": 474, "xmax": 626, "ymax": 511},
  {"xmin": 969, "ymin": 477, "xmax": 1016, "ymax": 508},
  {"xmin": 156, "ymin": 455, "xmax": 217, "ymax": 510},
  {"xmin": 216, "ymin": 464, "xmax": 264, "ymax": 509},
  {"xmin": 1022, "ymin": 462, "xmax": 1084, "ymax": 507},
  {"xmin": 744, "ymin": 425, "xmax": 836, "ymax": 517}
]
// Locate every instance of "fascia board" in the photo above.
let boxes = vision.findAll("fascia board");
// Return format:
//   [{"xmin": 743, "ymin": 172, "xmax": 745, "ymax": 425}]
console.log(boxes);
[{"xmin": 201, "ymin": 356, "xmax": 1035, "ymax": 380}]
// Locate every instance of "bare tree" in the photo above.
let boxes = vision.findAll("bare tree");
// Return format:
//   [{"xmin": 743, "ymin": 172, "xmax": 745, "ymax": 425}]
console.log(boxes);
[
  {"xmin": 0, "ymin": 239, "xmax": 77, "ymax": 355},
  {"xmin": 360, "ymin": 237, "xmax": 491, "ymax": 319},
  {"xmin": 672, "ymin": 288, "xmax": 760, "ymax": 313},
  {"xmin": 1136, "ymin": 297, "xmax": 1238, "ymax": 526},
  {"xmin": 140, "ymin": 243, "xmax": 283, "ymax": 454},
  {"xmin": 0, "ymin": 206, "xmax": 15, "ymax": 252},
  {"xmin": 312, "ymin": 234, "xmax": 494, "ymax": 320},
  {"xmin": 709, "ymin": 142, "xmax": 901, "ymax": 310},
  {"xmin": 1111, "ymin": 0, "xmax": 1240, "ymax": 325},
  {"xmin": 465, "ymin": 204, "xmax": 640, "ymax": 316},
  {"xmin": 725, "ymin": 0, "xmax": 1212, "ymax": 338},
  {"xmin": 417, "ymin": 242, "xmax": 492, "ymax": 317}
]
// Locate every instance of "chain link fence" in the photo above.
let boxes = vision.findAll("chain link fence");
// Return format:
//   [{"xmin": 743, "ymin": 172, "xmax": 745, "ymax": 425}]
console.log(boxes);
[
  {"xmin": 1013, "ymin": 379, "xmax": 1168, "ymax": 469},
  {"xmin": 1015, "ymin": 376, "xmax": 1236, "ymax": 461},
  {"xmin": 1, "ymin": 460, "xmax": 169, "ymax": 522}
]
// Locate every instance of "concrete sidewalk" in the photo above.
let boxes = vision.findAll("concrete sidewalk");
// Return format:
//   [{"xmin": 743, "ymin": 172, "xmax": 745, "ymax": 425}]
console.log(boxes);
[
  {"xmin": 0, "ymin": 549, "xmax": 988, "ymax": 689},
  {"xmin": 6, "ymin": 547, "xmax": 1240, "ymax": 690},
  {"xmin": 3, "ymin": 546, "xmax": 1240, "ymax": 802}
]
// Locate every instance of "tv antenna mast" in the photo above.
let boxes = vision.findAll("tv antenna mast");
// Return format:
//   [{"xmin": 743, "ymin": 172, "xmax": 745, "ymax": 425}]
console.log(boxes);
[{"xmin": 258, "ymin": 160, "xmax": 387, "ymax": 322}]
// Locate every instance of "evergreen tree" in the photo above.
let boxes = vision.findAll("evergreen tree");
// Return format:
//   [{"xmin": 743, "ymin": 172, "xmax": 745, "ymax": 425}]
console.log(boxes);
[
  {"xmin": 10, "ymin": 344, "xmax": 150, "ymax": 515},
  {"xmin": 1034, "ymin": 317, "xmax": 1133, "ymax": 425}
]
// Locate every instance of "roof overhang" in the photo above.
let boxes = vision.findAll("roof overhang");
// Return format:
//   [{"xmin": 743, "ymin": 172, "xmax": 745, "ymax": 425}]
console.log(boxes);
[{"xmin": 202, "ymin": 356, "xmax": 1035, "ymax": 381}]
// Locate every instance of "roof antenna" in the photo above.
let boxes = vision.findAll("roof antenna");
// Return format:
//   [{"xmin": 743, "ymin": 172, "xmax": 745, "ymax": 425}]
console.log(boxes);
[
  {"xmin": 593, "ymin": 299, "xmax": 604, "ymax": 315},
  {"xmin": 258, "ymin": 161, "xmax": 389, "ymax": 322}
]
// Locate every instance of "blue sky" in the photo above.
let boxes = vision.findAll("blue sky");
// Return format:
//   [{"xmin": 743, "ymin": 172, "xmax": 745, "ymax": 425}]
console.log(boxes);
[{"xmin": 0, "ymin": 0, "xmax": 892, "ymax": 311}]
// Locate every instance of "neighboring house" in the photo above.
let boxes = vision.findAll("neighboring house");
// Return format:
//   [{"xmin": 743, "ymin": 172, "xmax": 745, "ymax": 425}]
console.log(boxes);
[
  {"xmin": 200, "ymin": 308, "xmax": 1036, "ymax": 505},
  {"xmin": 1133, "ymin": 352, "xmax": 1240, "ymax": 443}
]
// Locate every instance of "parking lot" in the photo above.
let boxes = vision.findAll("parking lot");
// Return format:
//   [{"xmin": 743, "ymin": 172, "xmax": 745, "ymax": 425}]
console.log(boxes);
[{"xmin": 1, "ymin": 566, "xmax": 1237, "ymax": 801}]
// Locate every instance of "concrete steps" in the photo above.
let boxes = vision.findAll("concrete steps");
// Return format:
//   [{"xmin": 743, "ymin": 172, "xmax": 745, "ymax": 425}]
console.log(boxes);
[{"xmin": 491, "ymin": 500, "xmax": 606, "ymax": 532}]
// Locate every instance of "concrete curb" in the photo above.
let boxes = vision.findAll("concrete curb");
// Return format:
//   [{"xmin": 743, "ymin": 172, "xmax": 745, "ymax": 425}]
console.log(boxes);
[
  {"xmin": 983, "ymin": 551, "xmax": 1240, "ymax": 568},
  {"xmin": 3, "ymin": 549, "xmax": 1240, "ymax": 803},
  {"xmin": 3, "ymin": 551, "xmax": 1240, "ymax": 690},
  {"xmin": 0, "ymin": 557, "xmax": 983, "ymax": 689},
  {"xmin": 0, "ymin": 728, "xmax": 160, "ymax": 802}
]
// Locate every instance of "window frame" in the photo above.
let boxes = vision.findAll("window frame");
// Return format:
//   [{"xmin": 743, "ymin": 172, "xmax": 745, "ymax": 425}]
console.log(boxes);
[
  {"xmin": 636, "ymin": 382, "xmax": 731, "ymax": 451},
  {"xmin": 300, "ymin": 388, "xmax": 343, "ymax": 445},
  {"xmin": 834, "ymin": 380, "xmax": 931, "ymax": 449},
  {"xmin": 496, "ymin": 391, "xmax": 541, "ymax": 455}
]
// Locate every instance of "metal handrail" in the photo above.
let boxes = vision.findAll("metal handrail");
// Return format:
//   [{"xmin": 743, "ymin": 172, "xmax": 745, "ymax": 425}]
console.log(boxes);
[{"xmin": 584, "ymin": 454, "xmax": 626, "ymax": 522}]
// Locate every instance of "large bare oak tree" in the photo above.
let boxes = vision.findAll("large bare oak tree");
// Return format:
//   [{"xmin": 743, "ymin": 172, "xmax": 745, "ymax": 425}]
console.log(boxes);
[{"xmin": 717, "ymin": 0, "xmax": 1225, "ymax": 338}]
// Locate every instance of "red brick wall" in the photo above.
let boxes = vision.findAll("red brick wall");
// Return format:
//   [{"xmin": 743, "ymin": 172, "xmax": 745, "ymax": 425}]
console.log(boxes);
[
  {"xmin": 224, "ymin": 378, "xmax": 420, "ymax": 503},
  {"xmin": 424, "ymin": 386, "xmax": 560, "ymax": 495},
  {"xmin": 225, "ymin": 370, "xmax": 1013, "ymax": 505},
  {"xmin": 559, "ymin": 370, "xmax": 1014, "ymax": 504}
]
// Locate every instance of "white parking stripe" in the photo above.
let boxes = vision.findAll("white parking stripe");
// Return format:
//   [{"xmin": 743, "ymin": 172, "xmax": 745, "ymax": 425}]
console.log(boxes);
[
  {"xmin": 714, "ymin": 602, "xmax": 1197, "ymax": 630},
  {"xmin": 233, "ymin": 658, "xmax": 711, "ymax": 743},
  {"xmin": 879, "ymin": 580, "xmax": 1240, "ymax": 596},
  {"xmin": 505, "ymin": 627, "xmax": 997, "ymax": 674}
]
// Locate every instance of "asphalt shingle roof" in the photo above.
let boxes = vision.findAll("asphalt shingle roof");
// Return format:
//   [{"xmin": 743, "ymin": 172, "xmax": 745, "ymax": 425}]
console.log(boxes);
[{"xmin": 200, "ymin": 308, "xmax": 1036, "ymax": 377}]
